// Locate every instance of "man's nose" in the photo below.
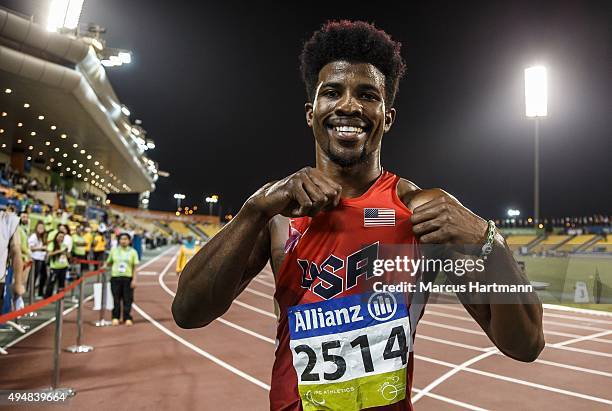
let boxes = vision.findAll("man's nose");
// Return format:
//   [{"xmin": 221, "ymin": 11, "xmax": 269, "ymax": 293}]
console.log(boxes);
[{"xmin": 334, "ymin": 92, "xmax": 363, "ymax": 116}]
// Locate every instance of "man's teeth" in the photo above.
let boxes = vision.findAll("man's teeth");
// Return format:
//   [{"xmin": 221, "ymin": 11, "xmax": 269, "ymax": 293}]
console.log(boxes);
[{"xmin": 334, "ymin": 126, "xmax": 363, "ymax": 133}]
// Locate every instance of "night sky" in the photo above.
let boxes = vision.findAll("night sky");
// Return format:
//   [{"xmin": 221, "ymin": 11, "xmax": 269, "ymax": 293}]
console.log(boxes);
[{"xmin": 4, "ymin": 1, "xmax": 612, "ymax": 218}]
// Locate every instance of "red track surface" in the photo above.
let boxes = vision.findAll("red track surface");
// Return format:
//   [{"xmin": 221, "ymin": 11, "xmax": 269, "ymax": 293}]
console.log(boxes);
[{"xmin": 1, "ymin": 246, "xmax": 611, "ymax": 410}]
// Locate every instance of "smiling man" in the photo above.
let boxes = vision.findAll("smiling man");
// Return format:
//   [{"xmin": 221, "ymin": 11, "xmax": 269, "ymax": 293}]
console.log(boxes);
[{"xmin": 173, "ymin": 20, "xmax": 544, "ymax": 411}]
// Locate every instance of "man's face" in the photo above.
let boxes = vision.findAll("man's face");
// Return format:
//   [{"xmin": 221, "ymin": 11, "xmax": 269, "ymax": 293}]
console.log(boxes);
[
  {"xmin": 20, "ymin": 213, "xmax": 28, "ymax": 225},
  {"xmin": 306, "ymin": 61, "xmax": 395, "ymax": 168},
  {"xmin": 119, "ymin": 236, "xmax": 130, "ymax": 247}
]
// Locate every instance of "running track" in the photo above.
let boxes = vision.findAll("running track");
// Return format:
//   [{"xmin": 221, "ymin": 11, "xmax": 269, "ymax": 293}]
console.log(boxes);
[{"xmin": 1, "ymin": 246, "xmax": 611, "ymax": 410}]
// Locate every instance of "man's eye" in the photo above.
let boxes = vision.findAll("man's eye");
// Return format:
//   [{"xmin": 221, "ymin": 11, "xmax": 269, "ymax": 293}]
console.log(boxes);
[
  {"xmin": 322, "ymin": 90, "xmax": 338, "ymax": 98},
  {"xmin": 361, "ymin": 93, "xmax": 378, "ymax": 101}
]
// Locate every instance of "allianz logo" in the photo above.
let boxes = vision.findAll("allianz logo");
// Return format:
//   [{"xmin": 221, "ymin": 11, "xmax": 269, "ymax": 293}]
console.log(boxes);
[
  {"xmin": 292, "ymin": 292, "xmax": 398, "ymax": 333},
  {"xmin": 293, "ymin": 305, "xmax": 363, "ymax": 333}
]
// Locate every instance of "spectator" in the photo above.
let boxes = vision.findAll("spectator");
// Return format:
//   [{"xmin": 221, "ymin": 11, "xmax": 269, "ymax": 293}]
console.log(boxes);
[
  {"xmin": 0, "ymin": 209, "xmax": 23, "ymax": 312},
  {"xmin": 28, "ymin": 221, "xmax": 47, "ymax": 298},
  {"xmin": 18, "ymin": 212, "xmax": 31, "ymax": 264},
  {"xmin": 71, "ymin": 225, "xmax": 88, "ymax": 277},
  {"xmin": 106, "ymin": 233, "xmax": 139, "ymax": 326},
  {"xmin": 83, "ymin": 226, "xmax": 93, "ymax": 258},
  {"xmin": 176, "ymin": 235, "xmax": 199, "ymax": 275},
  {"xmin": 93, "ymin": 228, "xmax": 106, "ymax": 262},
  {"xmin": 45, "ymin": 232, "xmax": 70, "ymax": 298},
  {"xmin": 58, "ymin": 224, "xmax": 72, "ymax": 255}
]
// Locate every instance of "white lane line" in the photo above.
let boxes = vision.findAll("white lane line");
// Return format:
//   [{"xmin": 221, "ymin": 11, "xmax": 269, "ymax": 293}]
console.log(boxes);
[
  {"xmin": 425, "ymin": 309, "xmax": 609, "ymax": 332},
  {"xmin": 1, "ymin": 246, "xmax": 177, "ymax": 351},
  {"xmin": 419, "ymin": 318, "xmax": 612, "ymax": 359},
  {"xmin": 427, "ymin": 305, "xmax": 612, "ymax": 343},
  {"xmin": 551, "ymin": 344, "xmax": 612, "ymax": 358},
  {"xmin": 418, "ymin": 320, "xmax": 485, "ymax": 336},
  {"xmin": 159, "ymin": 265, "xmax": 275, "ymax": 345},
  {"xmin": 552, "ymin": 330, "xmax": 612, "ymax": 347},
  {"xmin": 420, "ymin": 319, "xmax": 612, "ymax": 349},
  {"xmin": 417, "ymin": 334, "xmax": 612, "ymax": 378},
  {"xmin": 243, "ymin": 288, "xmax": 273, "ymax": 300},
  {"xmin": 234, "ymin": 300, "xmax": 277, "ymax": 319},
  {"xmin": 136, "ymin": 252, "xmax": 272, "ymax": 390},
  {"xmin": 411, "ymin": 388, "xmax": 489, "ymax": 411},
  {"xmin": 415, "ymin": 355, "xmax": 612, "ymax": 406},
  {"xmin": 541, "ymin": 320, "xmax": 607, "ymax": 332},
  {"xmin": 543, "ymin": 312, "xmax": 612, "ymax": 325},
  {"xmin": 434, "ymin": 303, "xmax": 612, "ymax": 324},
  {"xmin": 543, "ymin": 303, "xmax": 612, "ymax": 318},
  {"xmin": 252, "ymin": 278, "xmax": 275, "ymax": 289},
  {"xmin": 138, "ymin": 271, "xmax": 159, "ymax": 276},
  {"xmin": 412, "ymin": 350, "xmax": 498, "ymax": 404},
  {"xmin": 133, "ymin": 303, "xmax": 271, "ymax": 391}
]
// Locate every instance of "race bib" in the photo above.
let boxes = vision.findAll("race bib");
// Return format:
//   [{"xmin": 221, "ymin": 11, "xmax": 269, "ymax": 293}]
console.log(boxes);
[
  {"xmin": 288, "ymin": 292, "xmax": 411, "ymax": 411},
  {"xmin": 118, "ymin": 262, "xmax": 128, "ymax": 273},
  {"xmin": 58, "ymin": 254, "xmax": 68, "ymax": 265}
]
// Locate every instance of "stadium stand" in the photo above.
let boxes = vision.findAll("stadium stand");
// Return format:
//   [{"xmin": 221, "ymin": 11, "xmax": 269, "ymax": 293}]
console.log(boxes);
[
  {"xmin": 168, "ymin": 221, "xmax": 203, "ymax": 240},
  {"xmin": 587, "ymin": 236, "xmax": 612, "ymax": 253},
  {"xmin": 555, "ymin": 234, "xmax": 597, "ymax": 253},
  {"xmin": 198, "ymin": 223, "xmax": 221, "ymax": 239},
  {"xmin": 505, "ymin": 235, "xmax": 538, "ymax": 251},
  {"xmin": 530, "ymin": 235, "xmax": 571, "ymax": 253}
]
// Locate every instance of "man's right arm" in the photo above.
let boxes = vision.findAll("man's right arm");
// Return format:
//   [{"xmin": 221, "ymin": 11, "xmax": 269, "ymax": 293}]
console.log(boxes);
[
  {"xmin": 172, "ymin": 204, "xmax": 271, "ymax": 328},
  {"xmin": 171, "ymin": 167, "xmax": 341, "ymax": 329}
]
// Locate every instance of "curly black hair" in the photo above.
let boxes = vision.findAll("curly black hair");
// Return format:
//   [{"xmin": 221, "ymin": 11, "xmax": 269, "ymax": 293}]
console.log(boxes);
[{"xmin": 300, "ymin": 20, "xmax": 406, "ymax": 106}]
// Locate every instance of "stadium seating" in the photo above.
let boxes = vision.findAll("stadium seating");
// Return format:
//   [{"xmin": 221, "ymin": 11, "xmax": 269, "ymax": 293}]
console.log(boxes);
[
  {"xmin": 555, "ymin": 234, "xmax": 597, "ymax": 252},
  {"xmin": 586, "ymin": 237, "xmax": 612, "ymax": 253},
  {"xmin": 530, "ymin": 235, "xmax": 570, "ymax": 253},
  {"xmin": 505, "ymin": 235, "xmax": 538, "ymax": 251},
  {"xmin": 198, "ymin": 223, "xmax": 221, "ymax": 239},
  {"xmin": 168, "ymin": 221, "xmax": 202, "ymax": 240}
]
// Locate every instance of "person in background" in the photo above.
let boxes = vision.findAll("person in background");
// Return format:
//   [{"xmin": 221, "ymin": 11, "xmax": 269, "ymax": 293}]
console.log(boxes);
[
  {"xmin": 0, "ymin": 209, "xmax": 23, "ymax": 312},
  {"xmin": 93, "ymin": 228, "xmax": 106, "ymax": 262},
  {"xmin": 45, "ymin": 231, "xmax": 69, "ymax": 298},
  {"xmin": 18, "ymin": 212, "xmax": 31, "ymax": 264},
  {"xmin": 132, "ymin": 228, "xmax": 143, "ymax": 260},
  {"xmin": 58, "ymin": 224, "xmax": 72, "ymax": 252},
  {"xmin": 106, "ymin": 233, "xmax": 139, "ymax": 326},
  {"xmin": 176, "ymin": 235, "xmax": 199, "ymax": 275},
  {"xmin": 43, "ymin": 209, "xmax": 55, "ymax": 232},
  {"xmin": 28, "ymin": 221, "xmax": 47, "ymax": 298},
  {"xmin": 83, "ymin": 226, "xmax": 93, "ymax": 259},
  {"xmin": 71, "ymin": 225, "xmax": 88, "ymax": 277}
]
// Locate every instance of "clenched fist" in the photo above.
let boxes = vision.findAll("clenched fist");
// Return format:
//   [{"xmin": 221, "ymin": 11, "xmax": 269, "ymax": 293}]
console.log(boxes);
[{"xmin": 245, "ymin": 167, "xmax": 342, "ymax": 218}]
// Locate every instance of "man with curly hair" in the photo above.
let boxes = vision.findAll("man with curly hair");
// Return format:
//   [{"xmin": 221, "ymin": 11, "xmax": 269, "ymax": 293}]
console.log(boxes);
[{"xmin": 173, "ymin": 20, "xmax": 544, "ymax": 410}]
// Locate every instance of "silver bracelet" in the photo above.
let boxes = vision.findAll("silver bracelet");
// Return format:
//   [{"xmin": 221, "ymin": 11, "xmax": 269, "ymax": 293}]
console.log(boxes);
[{"xmin": 480, "ymin": 220, "xmax": 496, "ymax": 260}]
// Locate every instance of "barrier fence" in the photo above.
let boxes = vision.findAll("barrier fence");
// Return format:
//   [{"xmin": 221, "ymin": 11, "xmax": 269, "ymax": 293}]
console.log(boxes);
[{"xmin": 0, "ymin": 259, "xmax": 107, "ymax": 397}]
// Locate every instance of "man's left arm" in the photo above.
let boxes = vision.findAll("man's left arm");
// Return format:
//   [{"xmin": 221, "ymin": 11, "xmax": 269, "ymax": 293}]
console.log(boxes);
[{"xmin": 406, "ymin": 188, "xmax": 545, "ymax": 362}]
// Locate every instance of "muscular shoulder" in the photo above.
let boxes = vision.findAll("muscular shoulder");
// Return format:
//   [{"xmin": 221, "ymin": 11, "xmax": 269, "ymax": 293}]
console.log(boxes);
[{"xmin": 396, "ymin": 178, "xmax": 454, "ymax": 211}]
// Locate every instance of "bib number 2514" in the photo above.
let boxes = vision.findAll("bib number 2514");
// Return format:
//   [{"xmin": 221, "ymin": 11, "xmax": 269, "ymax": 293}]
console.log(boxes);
[{"xmin": 294, "ymin": 325, "xmax": 408, "ymax": 382}]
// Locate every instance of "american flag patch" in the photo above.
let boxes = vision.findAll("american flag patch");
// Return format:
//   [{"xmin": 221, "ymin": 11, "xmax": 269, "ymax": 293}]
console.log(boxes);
[{"xmin": 364, "ymin": 208, "xmax": 395, "ymax": 227}]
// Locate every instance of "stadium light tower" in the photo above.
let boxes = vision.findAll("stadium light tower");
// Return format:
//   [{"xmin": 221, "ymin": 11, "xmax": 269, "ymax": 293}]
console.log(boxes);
[
  {"xmin": 524, "ymin": 65, "xmax": 548, "ymax": 224},
  {"xmin": 174, "ymin": 193, "xmax": 185, "ymax": 209},
  {"xmin": 205, "ymin": 195, "xmax": 219, "ymax": 216}
]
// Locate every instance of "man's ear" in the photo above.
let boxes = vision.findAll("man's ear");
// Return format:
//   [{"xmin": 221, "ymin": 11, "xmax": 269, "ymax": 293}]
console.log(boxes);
[
  {"xmin": 304, "ymin": 102, "xmax": 314, "ymax": 128},
  {"xmin": 384, "ymin": 107, "xmax": 396, "ymax": 133}
]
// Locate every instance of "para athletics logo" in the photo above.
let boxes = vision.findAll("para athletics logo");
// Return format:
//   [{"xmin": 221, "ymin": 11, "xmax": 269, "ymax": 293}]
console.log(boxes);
[{"xmin": 297, "ymin": 242, "xmax": 379, "ymax": 300}]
